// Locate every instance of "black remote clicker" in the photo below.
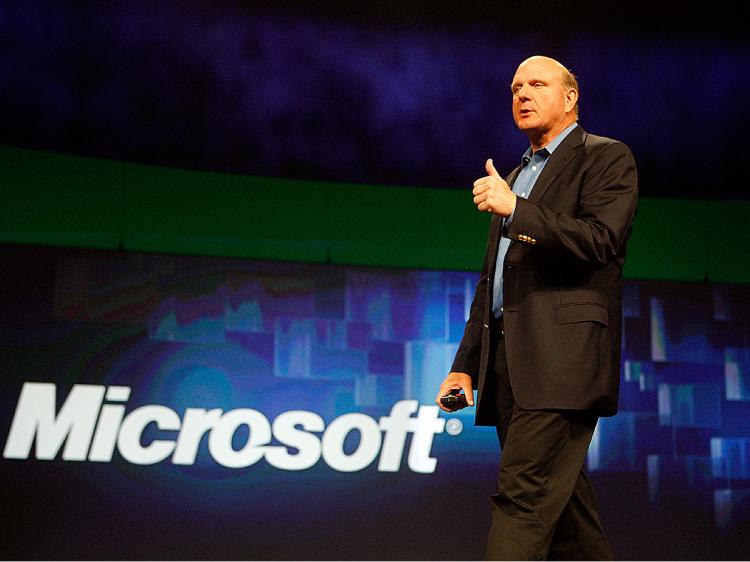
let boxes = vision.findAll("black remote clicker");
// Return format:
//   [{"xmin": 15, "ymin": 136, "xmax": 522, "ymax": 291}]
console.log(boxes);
[{"xmin": 440, "ymin": 391, "xmax": 468, "ymax": 410}]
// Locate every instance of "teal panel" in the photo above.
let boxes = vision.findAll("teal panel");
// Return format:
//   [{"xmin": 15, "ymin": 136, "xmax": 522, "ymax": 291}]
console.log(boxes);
[
  {"xmin": 423, "ymin": 188, "xmax": 490, "ymax": 271},
  {"xmin": 0, "ymin": 146, "xmax": 123, "ymax": 249},
  {"xmin": 624, "ymin": 198, "xmax": 706, "ymax": 281},
  {"xmin": 706, "ymin": 200, "xmax": 750, "ymax": 283},
  {"xmin": 326, "ymin": 184, "xmax": 488, "ymax": 271},
  {"xmin": 122, "ymin": 164, "xmax": 329, "ymax": 262},
  {"xmin": 327, "ymin": 183, "xmax": 429, "ymax": 268}
]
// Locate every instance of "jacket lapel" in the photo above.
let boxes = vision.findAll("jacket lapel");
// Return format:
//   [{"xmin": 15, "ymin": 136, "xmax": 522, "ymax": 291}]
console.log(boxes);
[
  {"xmin": 527, "ymin": 125, "xmax": 586, "ymax": 204},
  {"xmin": 487, "ymin": 216, "xmax": 503, "ymax": 274},
  {"xmin": 486, "ymin": 125, "xmax": 585, "ymax": 272},
  {"xmin": 487, "ymin": 165, "xmax": 523, "ymax": 269}
]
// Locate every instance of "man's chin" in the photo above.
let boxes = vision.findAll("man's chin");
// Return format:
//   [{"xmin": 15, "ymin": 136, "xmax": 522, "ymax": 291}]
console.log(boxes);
[{"xmin": 515, "ymin": 121, "xmax": 540, "ymax": 134}]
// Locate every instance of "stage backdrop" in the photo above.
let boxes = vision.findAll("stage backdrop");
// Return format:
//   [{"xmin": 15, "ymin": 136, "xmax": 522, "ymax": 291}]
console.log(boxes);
[{"xmin": 1, "ymin": 244, "xmax": 749, "ymax": 560}]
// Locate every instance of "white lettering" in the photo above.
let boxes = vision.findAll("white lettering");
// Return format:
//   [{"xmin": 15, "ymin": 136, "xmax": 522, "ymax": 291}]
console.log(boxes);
[
  {"xmin": 266, "ymin": 410, "xmax": 324, "ymax": 470},
  {"xmin": 173, "ymin": 408, "xmax": 222, "ymax": 465},
  {"xmin": 89, "ymin": 387, "xmax": 132, "ymax": 462},
  {"xmin": 3, "ymin": 383, "xmax": 104, "ymax": 461},
  {"xmin": 378, "ymin": 400, "xmax": 418, "ymax": 471},
  {"xmin": 117, "ymin": 405, "xmax": 180, "ymax": 465},
  {"xmin": 407, "ymin": 405, "xmax": 446, "ymax": 473},
  {"xmin": 3, "ymin": 383, "xmax": 448, "ymax": 473},
  {"xmin": 209, "ymin": 409, "xmax": 271, "ymax": 468},
  {"xmin": 89, "ymin": 403, "xmax": 127, "ymax": 462},
  {"xmin": 322, "ymin": 413, "xmax": 382, "ymax": 472}
]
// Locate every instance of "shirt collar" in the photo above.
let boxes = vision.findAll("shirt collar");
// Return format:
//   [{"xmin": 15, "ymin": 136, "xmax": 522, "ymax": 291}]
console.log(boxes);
[{"xmin": 522, "ymin": 122, "xmax": 578, "ymax": 165}]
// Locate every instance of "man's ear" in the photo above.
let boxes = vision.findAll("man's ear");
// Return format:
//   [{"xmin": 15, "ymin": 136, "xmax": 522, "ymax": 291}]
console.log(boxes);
[{"xmin": 565, "ymin": 88, "xmax": 578, "ymax": 113}]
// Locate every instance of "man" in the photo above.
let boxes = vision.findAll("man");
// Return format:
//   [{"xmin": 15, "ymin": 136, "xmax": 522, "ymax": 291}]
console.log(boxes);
[{"xmin": 435, "ymin": 56, "xmax": 638, "ymax": 560}]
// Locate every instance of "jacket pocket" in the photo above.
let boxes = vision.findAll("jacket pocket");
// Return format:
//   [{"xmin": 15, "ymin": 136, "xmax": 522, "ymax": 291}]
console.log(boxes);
[
  {"xmin": 554, "ymin": 303, "xmax": 609, "ymax": 326},
  {"xmin": 557, "ymin": 289, "xmax": 607, "ymax": 307}
]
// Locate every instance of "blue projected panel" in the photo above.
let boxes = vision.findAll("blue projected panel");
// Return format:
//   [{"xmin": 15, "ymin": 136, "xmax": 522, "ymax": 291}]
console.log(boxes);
[
  {"xmin": 725, "ymin": 347, "xmax": 750, "ymax": 401},
  {"xmin": 712, "ymin": 438, "xmax": 750, "ymax": 480},
  {"xmin": 1, "ymin": 246, "xmax": 750, "ymax": 560}
]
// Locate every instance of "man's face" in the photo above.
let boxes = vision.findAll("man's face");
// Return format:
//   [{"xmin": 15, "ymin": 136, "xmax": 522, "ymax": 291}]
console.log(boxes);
[{"xmin": 510, "ymin": 58, "xmax": 573, "ymax": 137}]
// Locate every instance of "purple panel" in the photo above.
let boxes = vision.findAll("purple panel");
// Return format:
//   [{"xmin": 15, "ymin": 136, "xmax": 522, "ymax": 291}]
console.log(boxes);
[
  {"xmin": 647, "ymin": 455, "xmax": 714, "ymax": 508},
  {"xmin": 657, "ymin": 383, "xmax": 722, "ymax": 428},
  {"xmin": 714, "ymin": 488, "xmax": 750, "ymax": 530},
  {"xmin": 367, "ymin": 340, "xmax": 405, "ymax": 376}
]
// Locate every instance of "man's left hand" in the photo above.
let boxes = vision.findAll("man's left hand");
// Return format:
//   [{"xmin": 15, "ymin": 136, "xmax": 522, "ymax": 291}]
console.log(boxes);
[{"xmin": 473, "ymin": 158, "xmax": 517, "ymax": 217}]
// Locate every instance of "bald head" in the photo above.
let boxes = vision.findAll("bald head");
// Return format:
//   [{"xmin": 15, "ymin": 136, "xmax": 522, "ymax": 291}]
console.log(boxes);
[
  {"xmin": 516, "ymin": 56, "xmax": 579, "ymax": 116},
  {"xmin": 510, "ymin": 56, "xmax": 580, "ymax": 149}
]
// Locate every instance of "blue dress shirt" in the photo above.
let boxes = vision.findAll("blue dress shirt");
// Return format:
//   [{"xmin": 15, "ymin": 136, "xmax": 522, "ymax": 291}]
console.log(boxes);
[{"xmin": 491, "ymin": 123, "xmax": 579, "ymax": 318}]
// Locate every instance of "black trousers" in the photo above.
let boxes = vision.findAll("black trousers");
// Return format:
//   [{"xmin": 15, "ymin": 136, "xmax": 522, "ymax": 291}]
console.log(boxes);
[{"xmin": 484, "ymin": 325, "xmax": 613, "ymax": 561}]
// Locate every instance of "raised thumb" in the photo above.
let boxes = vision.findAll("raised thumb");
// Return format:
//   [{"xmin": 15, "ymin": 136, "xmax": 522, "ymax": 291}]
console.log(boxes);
[{"xmin": 486, "ymin": 158, "xmax": 499, "ymax": 177}]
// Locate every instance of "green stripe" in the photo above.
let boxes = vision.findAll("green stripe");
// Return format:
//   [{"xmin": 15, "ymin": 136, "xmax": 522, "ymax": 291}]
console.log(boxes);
[
  {"xmin": 1, "ymin": 145, "xmax": 746, "ymax": 282},
  {"xmin": 0, "ymin": 147, "xmax": 123, "ymax": 249}
]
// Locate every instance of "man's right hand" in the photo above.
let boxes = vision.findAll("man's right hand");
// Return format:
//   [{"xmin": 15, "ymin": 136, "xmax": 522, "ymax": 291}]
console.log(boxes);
[
  {"xmin": 435, "ymin": 372, "xmax": 474, "ymax": 412},
  {"xmin": 472, "ymin": 159, "xmax": 516, "ymax": 217}
]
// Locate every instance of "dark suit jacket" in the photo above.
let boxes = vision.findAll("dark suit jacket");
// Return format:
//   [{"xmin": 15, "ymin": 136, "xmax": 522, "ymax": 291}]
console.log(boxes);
[{"xmin": 451, "ymin": 125, "xmax": 638, "ymax": 426}]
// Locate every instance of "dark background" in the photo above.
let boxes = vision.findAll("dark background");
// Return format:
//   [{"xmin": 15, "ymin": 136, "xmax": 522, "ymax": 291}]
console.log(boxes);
[
  {"xmin": 2, "ymin": 1, "xmax": 748, "ymax": 198},
  {"xmin": 2, "ymin": 4, "xmax": 750, "ymax": 560}
]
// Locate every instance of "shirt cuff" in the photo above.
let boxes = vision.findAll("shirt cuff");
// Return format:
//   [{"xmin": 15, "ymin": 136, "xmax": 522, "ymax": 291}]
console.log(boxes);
[{"xmin": 504, "ymin": 209, "xmax": 516, "ymax": 229}]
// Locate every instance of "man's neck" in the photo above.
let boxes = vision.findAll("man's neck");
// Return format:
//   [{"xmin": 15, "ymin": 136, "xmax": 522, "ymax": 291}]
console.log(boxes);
[{"xmin": 528, "ymin": 118, "xmax": 577, "ymax": 152}]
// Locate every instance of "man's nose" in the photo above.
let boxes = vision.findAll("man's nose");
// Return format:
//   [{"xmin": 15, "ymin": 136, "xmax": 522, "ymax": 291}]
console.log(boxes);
[{"xmin": 516, "ymin": 84, "xmax": 531, "ymax": 100}]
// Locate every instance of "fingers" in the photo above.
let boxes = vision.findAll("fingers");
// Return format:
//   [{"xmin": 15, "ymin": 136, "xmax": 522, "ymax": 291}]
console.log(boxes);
[
  {"xmin": 472, "ymin": 179, "xmax": 487, "ymax": 194},
  {"xmin": 435, "ymin": 373, "xmax": 475, "ymax": 412},
  {"xmin": 472, "ymin": 181, "xmax": 489, "ymax": 206},
  {"xmin": 435, "ymin": 384, "xmax": 453, "ymax": 412},
  {"xmin": 461, "ymin": 382, "xmax": 475, "ymax": 406},
  {"xmin": 473, "ymin": 188, "xmax": 492, "ymax": 213}
]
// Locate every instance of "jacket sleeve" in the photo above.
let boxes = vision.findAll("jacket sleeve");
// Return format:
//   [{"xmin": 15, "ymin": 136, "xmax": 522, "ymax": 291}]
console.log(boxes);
[
  {"xmin": 506, "ymin": 141, "xmax": 638, "ymax": 267},
  {"xmin": 449, "ymin": 218, "xmax": 497, "ymax": 383}
]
